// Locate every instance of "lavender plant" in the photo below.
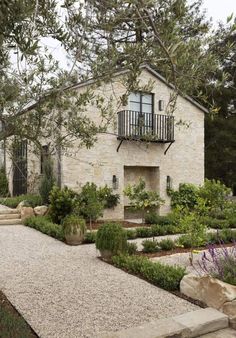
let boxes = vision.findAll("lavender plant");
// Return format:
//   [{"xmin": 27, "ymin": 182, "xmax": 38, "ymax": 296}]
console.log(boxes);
[{"xmin": 197, "ymin": 243, "xmax": 236, "ymax": 286}]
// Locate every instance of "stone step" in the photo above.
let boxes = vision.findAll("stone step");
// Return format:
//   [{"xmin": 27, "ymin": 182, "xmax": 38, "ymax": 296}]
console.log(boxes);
[
  {"xmin": 99, "ymin": 308, "xmax": 229, "ymax": 338},
  {"xmin": 0, "ymin": 219, "xmax": 22, "ymax": 225},
  {"xmin": 0, "ymin": 208, "xmax": 19, "ymax": 215},
  {"xmin": 0, "ymin": 213, "xmax": 20, "ymax": 220}
]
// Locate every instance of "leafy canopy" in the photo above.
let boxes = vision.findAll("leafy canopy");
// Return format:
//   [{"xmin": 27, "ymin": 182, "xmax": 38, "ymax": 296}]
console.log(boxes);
[{"xmin": 1, "ymin": 0, "xmax": 235, "ymax": 155}]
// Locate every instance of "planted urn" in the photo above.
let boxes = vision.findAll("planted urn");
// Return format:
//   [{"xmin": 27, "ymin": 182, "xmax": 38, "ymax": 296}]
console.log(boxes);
[
  {"xmin": 62, "ymin": 214, "xmax": 86, "ymax": 245},
  {"xmin": 95, "ymin": 222, "xmax": 127, "ymax": 261}
]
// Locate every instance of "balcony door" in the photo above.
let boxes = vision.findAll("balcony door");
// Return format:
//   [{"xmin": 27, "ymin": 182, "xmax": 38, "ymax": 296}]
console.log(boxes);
[{"xmin": 128, "ymin": 92, "xmax": 153, "ymax": 136}]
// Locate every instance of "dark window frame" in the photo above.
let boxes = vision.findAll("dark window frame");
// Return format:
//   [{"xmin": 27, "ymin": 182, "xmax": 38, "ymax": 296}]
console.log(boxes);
[{"xmin": 129, "ymin": 92, "xmax": 154, "ymax": 134}]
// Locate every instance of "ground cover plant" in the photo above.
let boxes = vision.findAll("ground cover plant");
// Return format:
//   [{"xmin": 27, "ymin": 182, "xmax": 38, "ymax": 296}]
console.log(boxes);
[
  {"xmin": 0, "ymin": 194, "xmax": 42, "ymax": 208},
  {"xmin": 0, "ymin": 290, "xmax": 38, "ymax": 338}
]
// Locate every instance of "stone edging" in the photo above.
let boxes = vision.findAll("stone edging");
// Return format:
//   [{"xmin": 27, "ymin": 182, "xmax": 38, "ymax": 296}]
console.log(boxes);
[{"xmin": 98, "ymin": 308, "xmax": 229, "ymax": 338}]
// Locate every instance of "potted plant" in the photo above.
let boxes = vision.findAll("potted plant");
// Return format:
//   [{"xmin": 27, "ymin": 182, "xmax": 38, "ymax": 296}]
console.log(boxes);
[
  {"xmin": 96, "ymin": 222, "xmax": 127, "ymax": 261},
  {"xmin": 62, "ymin": 214, "xmax": 86, "ymax": 245}
]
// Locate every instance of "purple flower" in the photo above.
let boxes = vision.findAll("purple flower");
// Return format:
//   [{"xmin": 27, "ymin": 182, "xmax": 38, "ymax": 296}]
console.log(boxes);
[{"xmin": 195, "ymin": 242, "xmax": 236, "ymax": 285}]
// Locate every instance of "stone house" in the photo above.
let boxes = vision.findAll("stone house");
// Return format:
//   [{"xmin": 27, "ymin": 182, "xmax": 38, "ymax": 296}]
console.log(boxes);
[{"xmin": 3, "ymin": 65, "xmax": 207, "ymax": 219}]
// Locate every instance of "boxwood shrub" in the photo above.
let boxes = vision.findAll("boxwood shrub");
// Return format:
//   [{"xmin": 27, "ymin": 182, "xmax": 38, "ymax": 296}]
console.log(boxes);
[
  {"xmin": 136, "ymin": 227, "xmax": 153, "ymax": 238},
  {"xmin": 24, "ymin": 216, "xmax": 64, "ymax": 241},
  {"xmin": 158, "ymin": 238, "xmax": 176, "ymax": 251},
  {"xmin": 112, "ymin": 254, "xmax": 185, "ymax": 291},
  {"xmin": 142, "ymin": 239, "xmax": 159, "ymax": 253},
  {"xmin": 126, "ymin": 229, "xmax": 137, "ymax": 239}
]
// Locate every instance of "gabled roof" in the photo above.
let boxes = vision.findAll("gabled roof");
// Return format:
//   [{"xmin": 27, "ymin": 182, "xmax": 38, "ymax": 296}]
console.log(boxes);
[{"xmin": 70, "ymin": 64, "xmax": 208, "ymax": 114}]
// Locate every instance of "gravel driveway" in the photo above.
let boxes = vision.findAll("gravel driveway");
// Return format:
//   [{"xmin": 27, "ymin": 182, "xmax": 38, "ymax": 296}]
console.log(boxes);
[{"xmin": 0, "ymin": 225, "xmax": 199, "ymax": 338}]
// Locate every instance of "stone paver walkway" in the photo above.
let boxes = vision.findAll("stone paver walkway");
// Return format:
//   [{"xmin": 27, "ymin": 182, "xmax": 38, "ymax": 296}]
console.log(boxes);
[
  {"xmin": 198, "ymin": 328, "xmax": 236, "ymax": 337},
  {"xmin": 0, "ymin": 225, "xmax": 199, "ymax": 338}
]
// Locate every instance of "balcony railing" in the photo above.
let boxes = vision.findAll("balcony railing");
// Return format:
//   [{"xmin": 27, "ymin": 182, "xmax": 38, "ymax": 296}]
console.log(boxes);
[{"xmin": 117, "ymin": 110, "xmax": 174, "ymax": 143}]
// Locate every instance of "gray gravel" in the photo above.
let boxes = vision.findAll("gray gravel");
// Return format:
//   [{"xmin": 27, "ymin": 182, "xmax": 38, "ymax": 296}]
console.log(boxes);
[
  {"xmin": 0, "ymin": 225, "xmax": 199, "ymax": 338},
  {"xmin": 151, "ymin": 251, "xmax": 205, "ymax": 274},
  {"xmin": 151, "ymin": 245, "xmax": 235, "ymax": 275}
]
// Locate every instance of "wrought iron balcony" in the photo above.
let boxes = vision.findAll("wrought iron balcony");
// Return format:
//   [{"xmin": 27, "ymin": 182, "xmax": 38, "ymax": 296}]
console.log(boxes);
[{"xmin": 117, "ymin": 110, "xmax": 174, "ymax": 143}]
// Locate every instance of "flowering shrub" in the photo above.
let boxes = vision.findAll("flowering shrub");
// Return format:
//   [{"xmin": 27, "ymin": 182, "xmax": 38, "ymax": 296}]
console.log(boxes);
[{"xmin": 197, "ymin": 243, "xmax": 236, "ymax": 286}]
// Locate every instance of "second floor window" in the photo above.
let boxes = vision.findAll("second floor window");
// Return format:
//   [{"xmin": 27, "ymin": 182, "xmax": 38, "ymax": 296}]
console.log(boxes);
[
  {"xmin": 128, "ymin": 92, "xmax": 153, "ymax": 135},
  {"xmin": 129, "ymin": 92, "xmax": 153, "ymax": 113}
]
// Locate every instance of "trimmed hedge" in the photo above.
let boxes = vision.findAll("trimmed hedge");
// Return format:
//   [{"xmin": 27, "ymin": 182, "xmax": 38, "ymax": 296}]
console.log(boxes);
[
  {"xmin": 24, "ymin": 216, "xmax": 64, "ymax": 241},
  {"xmin": 0, "ymin": 194, "xmax": 42, "ymax": 208},
  {"xmin": 112, "ymin": 254, "xmax": 185, "ymax": 291}
]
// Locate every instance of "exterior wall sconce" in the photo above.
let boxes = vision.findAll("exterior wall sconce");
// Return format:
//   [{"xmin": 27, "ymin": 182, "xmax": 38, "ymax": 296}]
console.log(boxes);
[
  {"xmin": 159, "ymin": 100, "xmax": 164, "ymax": 111},
  {"xmin": 112, "ymin": 175, "xmax": 119, "ymax": 190},
  {"xmin": 166, "ymin": 175, "xmax": 172, "ymax": 193}
]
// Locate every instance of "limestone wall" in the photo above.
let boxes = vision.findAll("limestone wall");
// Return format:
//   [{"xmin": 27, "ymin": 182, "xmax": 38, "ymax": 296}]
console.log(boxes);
[
  {"xmin": 61, "ymin": 68, "xmax": 205, "ymax": 219},
  {"xmin": 4, "ymin": 68, "xmax": 204, "ymax": 215}
]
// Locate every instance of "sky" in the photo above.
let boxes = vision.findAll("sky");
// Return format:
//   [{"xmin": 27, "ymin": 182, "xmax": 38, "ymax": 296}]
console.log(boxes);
[
  {"xmin": 49, "ymin": 0, "xmax": 236, "ymax": 70},
  {"xmin": 198, "ymin": 0, "xmax": 235, "ymax": 23}
]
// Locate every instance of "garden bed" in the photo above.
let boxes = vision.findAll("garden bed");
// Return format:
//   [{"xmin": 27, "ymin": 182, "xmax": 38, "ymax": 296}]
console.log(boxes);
[
  {"xmin": 138, "ymin": 242, "xmax": 236, "ymax": 259},
  {"xmin": 0, "ymin": 290, "xmax": 38, "ymax": 338}
]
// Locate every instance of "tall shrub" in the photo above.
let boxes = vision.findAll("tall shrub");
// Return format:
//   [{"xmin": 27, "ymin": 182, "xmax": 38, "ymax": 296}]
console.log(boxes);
[
  {"xmin": 170, "ymin": 183, "xmax": 199, "ymax": 210},
  {"xmin": 49, "ymin": 186, "xmax": 78, "ymax": 224},
  {"xmin": 39, "ymin": 159, "xmax": 55, "ymax": 204},
  {"xmin": 198, "ymin": 179, "xmax": 231, "ymax": 211}
]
